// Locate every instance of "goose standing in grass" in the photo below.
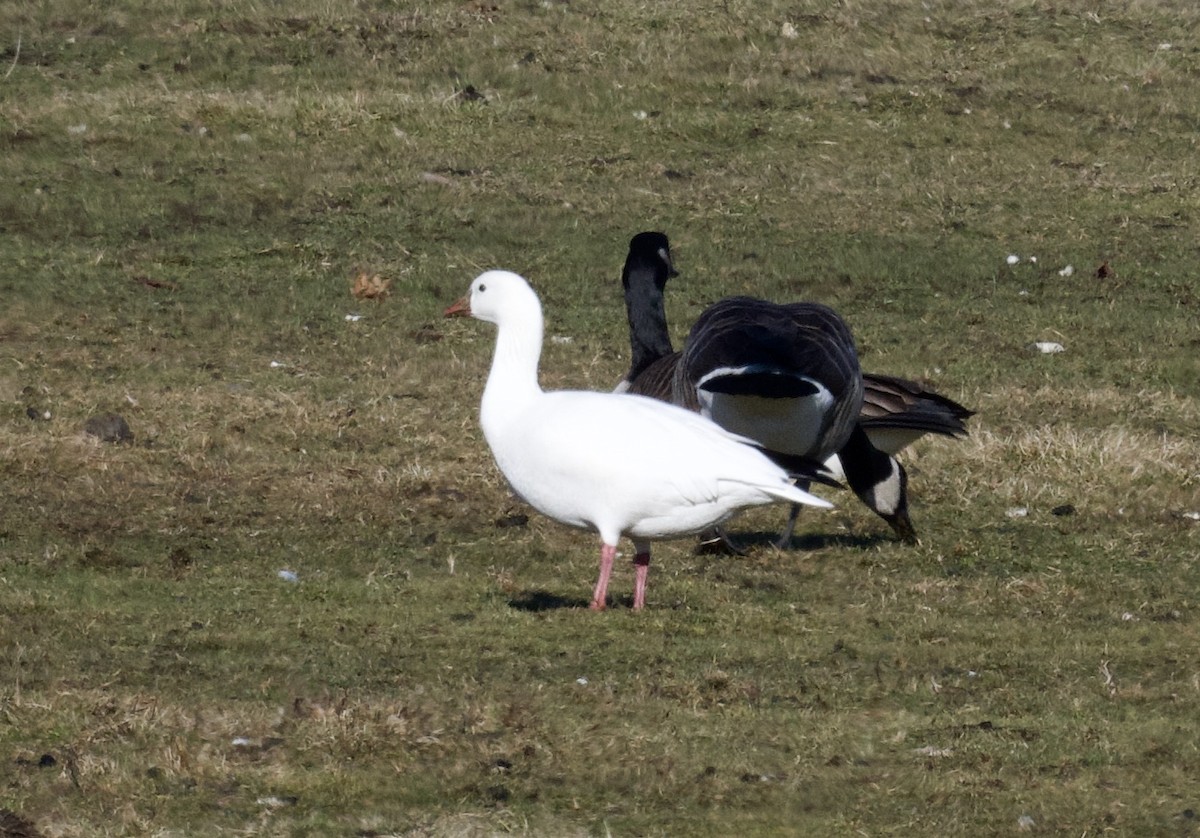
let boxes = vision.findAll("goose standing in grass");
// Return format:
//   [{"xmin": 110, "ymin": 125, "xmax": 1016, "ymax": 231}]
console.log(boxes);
[
  {"xmin": 680, "ymin": 295, "xmax": 913, "ymax": 544},
  {"xmin": 618, "ymin": 231, "xmax": 974, "ymax": 545},
  {"xmin": 445, "ymin": 270, "xmax": 833, "ymax": 610}
]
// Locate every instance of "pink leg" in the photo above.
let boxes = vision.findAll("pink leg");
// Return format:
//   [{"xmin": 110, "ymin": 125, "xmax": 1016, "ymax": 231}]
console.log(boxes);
[
  {"xmin": 632, "ymin": 550, "xmax": 651, "ymax": 611},
  {"xmin": 590, "ymin": 543, "xmax": 617, "ymax": 611}
]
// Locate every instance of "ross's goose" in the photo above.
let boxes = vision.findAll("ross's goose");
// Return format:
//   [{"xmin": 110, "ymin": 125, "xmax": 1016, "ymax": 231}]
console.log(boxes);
[
  {"xmin": 617, "ymin": 231, "xmax": 974, "ymax": 545},
  {"xmin": 445, "ymin": 270, "xmax": 833, "ymax": 610}
]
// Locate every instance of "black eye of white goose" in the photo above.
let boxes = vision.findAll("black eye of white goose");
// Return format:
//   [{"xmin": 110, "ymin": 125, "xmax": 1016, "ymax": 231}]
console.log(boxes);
[
  {"xmin": 445, "ymin": 268, "xmax": 831, "ymax": 612},
  {"xmin": 616, "ymin": 230, "xmax": 974, "ymax": 548}
]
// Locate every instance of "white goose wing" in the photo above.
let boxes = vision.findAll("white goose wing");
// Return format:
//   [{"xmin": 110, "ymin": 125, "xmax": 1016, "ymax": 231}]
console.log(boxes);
[{"xmin": 492, "ymin": 391, "xmax": 828, "ymax": 537}]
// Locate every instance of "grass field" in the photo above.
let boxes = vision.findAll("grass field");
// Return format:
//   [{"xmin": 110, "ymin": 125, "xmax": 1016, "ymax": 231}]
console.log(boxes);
[{"xmin": 2, "ymin": 0, "xmax": 1199, "ymax": 834}]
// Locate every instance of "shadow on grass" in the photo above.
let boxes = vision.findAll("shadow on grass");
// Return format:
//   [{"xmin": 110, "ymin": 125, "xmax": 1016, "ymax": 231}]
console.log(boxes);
[
  {"xmin": 708, "ymin": 530, "xmax": 899, "ymax": 554},
  {"xmin": 508, "ymin": 590, "xmax": 591, "ymax": 612},
  {"xmin": 508, "ymin": 530, "xmax": 902, "ymax": 612}
]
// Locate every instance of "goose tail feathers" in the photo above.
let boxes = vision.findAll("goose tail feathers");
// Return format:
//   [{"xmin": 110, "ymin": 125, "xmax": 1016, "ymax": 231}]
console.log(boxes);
[
  {"xmin": 763, "ymin": 481, "xmax": 834, "ymax": 510},
  {"xmin": 758, "ymin": 450, "xmax": 844, "ymax": 489}
]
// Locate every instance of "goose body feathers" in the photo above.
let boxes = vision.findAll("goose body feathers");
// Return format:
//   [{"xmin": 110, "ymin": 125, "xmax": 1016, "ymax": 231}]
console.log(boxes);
[
  {"xmin": 675, "ymin": 292, "xmax": 911, "ymax": 542},
  {"xmin": 482, "ymin": 387, "xmax": 823, "ymax": 542},
  {"xmin": 678, "ymin": 296, "xmax": 863, "ymax": 462}
]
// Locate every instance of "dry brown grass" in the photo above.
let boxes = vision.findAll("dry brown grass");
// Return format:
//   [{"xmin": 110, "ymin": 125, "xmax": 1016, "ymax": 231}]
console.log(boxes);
[{"xmin": 938, "ymin": 384, "xmax": 1200, "ymax": 511}]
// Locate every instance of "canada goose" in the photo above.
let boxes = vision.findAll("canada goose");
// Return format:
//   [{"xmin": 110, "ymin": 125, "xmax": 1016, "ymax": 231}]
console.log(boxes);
[{"xmin": 618, "ymin": 231, "xmax": 973, "ymax": 545}]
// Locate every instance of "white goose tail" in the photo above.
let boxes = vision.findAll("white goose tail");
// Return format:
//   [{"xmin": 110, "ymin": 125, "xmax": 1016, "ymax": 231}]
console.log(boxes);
[{"xmin": 763, "ymin": 482, "xmax": 834, "ymax": 510}]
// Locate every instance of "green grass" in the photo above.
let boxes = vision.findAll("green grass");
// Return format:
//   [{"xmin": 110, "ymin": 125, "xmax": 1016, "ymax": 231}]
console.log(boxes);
[{"xmin": 2, "ymin": 0, "xmax": 1200, "ymax": 834}]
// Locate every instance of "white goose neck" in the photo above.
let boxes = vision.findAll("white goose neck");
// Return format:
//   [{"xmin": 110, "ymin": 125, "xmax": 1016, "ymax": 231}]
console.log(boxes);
[{"xmin": 481, "ymin": 295, "xmax": 544, "ymax": 429}]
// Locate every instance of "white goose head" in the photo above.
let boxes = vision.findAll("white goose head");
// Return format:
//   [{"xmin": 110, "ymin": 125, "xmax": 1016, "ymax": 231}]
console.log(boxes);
[{"xmin": 446, "ymin": 269, "xmax": 541, "ymax": 327}]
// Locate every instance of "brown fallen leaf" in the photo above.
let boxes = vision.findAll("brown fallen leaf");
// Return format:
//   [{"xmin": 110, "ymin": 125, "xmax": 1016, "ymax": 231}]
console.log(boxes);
[{"xmin": 351, "ymin": 271, "xmax": 392, "ymax": 300}]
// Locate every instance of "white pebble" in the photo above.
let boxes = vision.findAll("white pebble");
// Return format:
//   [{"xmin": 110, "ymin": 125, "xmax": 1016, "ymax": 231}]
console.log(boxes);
[
  {"xmin": 1182, "ymin": 511, "xmax": 1200, "ymax": 521},
  {"xmin": 781, "ymin": 21, "xmax": 799, "ymax": 39},
  {"xmin": 1028, "ymin": 256, "xmax": 1038, "ymax": 264},
  {"xmin": 549, "ymin": 335, "xmax": 573, "ymax": 344},
  {"xmin": 269, "ymin": 360, "xmax": 285, "ymax": 368},
  {"xmin": 277, "ymin": 569, "xmax": 299, "ymax": 583},
  {"xmin": 1006, "ymin": 254, "xmax": 1020, "ymax": 265},
  {"xmin": 1033, "ymin": 341, "xmax": 1065, "ymax": 354},
  {"xmin": 344, "ymin": 314, "xmax": 364, "ymax": 322},
  {"xmin": 67, "ymin": 124, "xmax": 88, "ymax": 135},
  {"xmin": 231, "ymin": 737, "xmax": 254, "ymax": 747},
  {"xmin": 1121, "ymin": 612, "xmax": 1137, "ymax": 622},
  {"xmin": 1018, "ymin": 814, "xmax": 1036, "ymax": 831},
  {"xmin": 1058, "ymin": 265, "xmax": 1075, "ymax": 277},
  {"xmin": 633, "ymin": 110, "xmax": 648, "ymax": 120},
  {"xmin": 1005, "ymin": 507, "xmax": 1029, "ymax": 518},
  {"xmin": 575, "ymin": 677, "xmax": 589, "ymax": 686}
]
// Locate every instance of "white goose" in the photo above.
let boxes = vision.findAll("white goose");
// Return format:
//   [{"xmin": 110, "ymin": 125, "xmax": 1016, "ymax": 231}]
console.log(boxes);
[
  {"xmin": 618, "ymin": 232, "xmax": 974, "ymax": 546},
  {"xmin": 445, "ymin": 270, "xmax": 833, "ymax": 610}
]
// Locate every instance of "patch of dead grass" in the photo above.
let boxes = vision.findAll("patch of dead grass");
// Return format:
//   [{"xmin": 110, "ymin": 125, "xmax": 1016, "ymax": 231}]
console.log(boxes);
[
  {"xmin": 974, "ymin": 383, "xmax": 1200, "ymax": 429},
  {"xmin": 945, "ymin": 421, "xmax": 1198, "ymax": 511}
]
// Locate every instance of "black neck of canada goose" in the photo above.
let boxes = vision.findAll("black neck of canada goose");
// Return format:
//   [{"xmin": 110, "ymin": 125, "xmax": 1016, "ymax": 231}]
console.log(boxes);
[
  {"xmin": 621, "ymin": 231, "xmax": 678, "ymax": 387},
  {"xmin": 836, "ymin": 425, "xmax": 918, "ymax": 544}
]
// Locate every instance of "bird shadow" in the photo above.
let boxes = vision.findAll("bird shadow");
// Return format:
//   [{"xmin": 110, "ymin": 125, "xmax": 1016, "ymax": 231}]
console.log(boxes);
[
  {"xmin": 507, "ymin": 590, "xmax": 592, "ymax": 612},
  {"xmin": 507, "ymin": 531, "xmax": 899, "ymax": 612},
  {"xmin": 707, "ymin": 530, "xmax": 897, "ymax": 554}
]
